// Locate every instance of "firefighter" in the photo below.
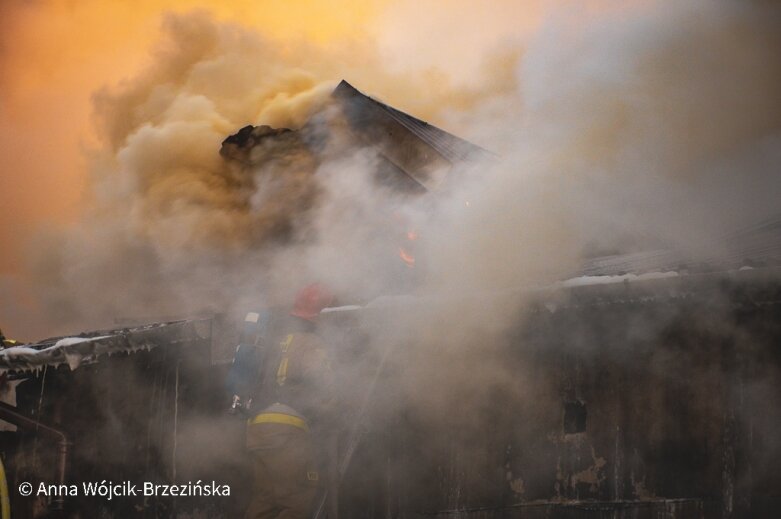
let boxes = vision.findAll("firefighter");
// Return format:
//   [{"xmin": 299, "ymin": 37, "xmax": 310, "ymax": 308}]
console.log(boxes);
[{"xmin": 245, "ymin": 283, "xmax": 335, "ymax": 519}]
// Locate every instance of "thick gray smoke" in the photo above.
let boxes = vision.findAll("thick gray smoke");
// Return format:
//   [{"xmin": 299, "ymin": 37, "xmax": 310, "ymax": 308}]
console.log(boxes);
[
  {"xmin": 428, "ymin": 0, "xmax": 781, "ymax": 291},
  {"xmin": 10, "ymin": 0, "xmax": 781, "ymax": 513},
  {"xmin": 24, "ymin": 9, "xmax": 516, "ymax": 335},
  {"xmin": 25, "ymin": 0, "xmax": 781, "ymax": 348}
]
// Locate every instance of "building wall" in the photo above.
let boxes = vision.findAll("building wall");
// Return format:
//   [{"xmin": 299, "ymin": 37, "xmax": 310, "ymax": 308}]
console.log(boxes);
[
  {"xmin": 2, "ymin": 330, "xmax": 249, "ymax": 519},
  {"xmin": 2, "ymin": 276, "xmax": 779, "ymax": 518},
  {"xmin": 335, "ymin": 278, "xmax": 781, "ymax": 518}
]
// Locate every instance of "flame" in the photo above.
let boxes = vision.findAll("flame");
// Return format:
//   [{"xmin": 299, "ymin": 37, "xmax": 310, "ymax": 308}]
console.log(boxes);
[{"xmin": 399, "ymin": 247, "xmax": 416, "ymax": 268}]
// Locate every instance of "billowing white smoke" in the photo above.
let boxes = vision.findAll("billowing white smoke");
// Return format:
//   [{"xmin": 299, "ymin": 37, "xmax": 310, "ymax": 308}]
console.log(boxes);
[{"xmin": 424, "ymin": 0, "xmax": 781, "ymax": 296}]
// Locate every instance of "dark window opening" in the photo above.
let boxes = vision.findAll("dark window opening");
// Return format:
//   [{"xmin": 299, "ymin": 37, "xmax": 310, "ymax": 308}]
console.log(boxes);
[{"xmin": 564, "ymin": 400, "xmax": 587, "ymax": 434}]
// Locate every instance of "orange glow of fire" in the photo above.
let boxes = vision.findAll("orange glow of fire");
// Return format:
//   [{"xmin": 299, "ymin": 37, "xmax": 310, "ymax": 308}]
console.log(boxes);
[{"xmin": 399, "ymin": 247, "xmax": 416, "ymax": 268}]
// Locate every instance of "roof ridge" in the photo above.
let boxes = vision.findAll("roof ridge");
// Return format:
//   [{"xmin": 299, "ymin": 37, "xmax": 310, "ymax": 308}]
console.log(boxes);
[{"xmin": 332, "ymin": 80, "xmax": 495, "ymax": 163}]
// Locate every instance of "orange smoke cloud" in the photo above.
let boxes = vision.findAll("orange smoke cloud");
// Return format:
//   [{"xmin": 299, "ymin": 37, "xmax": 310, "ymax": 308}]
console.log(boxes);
[
  {"xmin": 0, "ymin": 0, "xmax": 381, "ymax": 276},
  {"xmin": 2, "ymin": 0, "xmax": 685, "ymax": 340},
  {"xmin": 0, "ymin": 0, "xmax": 530, "ymax": 277},
  {"xmin": 1, "ymin": 0, "xmax": 538, "ymax": 338},
  {"xmin": 0, "ymin": 0, "xmax": 395, "ymax": 339}
]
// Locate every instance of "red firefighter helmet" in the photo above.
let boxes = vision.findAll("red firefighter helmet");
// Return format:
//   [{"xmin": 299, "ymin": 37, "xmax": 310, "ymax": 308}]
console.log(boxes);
[{"xmin": 290, "ymin": 283, "xmax": 334, "ymax": 321}]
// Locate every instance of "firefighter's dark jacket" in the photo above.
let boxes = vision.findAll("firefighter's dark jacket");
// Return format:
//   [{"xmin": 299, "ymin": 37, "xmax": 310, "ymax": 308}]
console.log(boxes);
[{"xmin": 259, "ymin": 327, "xmax": 335, "ymax": 426}]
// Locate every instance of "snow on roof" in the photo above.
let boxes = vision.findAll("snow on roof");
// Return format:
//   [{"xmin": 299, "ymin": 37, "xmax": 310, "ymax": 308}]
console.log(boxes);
[
  {"xmin": 0, "ymin": 319, "xmax": 211, "ymax": 374},
  {"xmin": 324, "ymin": 265, "xmax": 781, "ymax": 319},
  {"xmin": 557, "ymin": 271, "xmax": 680, "ymax": 288},
  {"xmin": 580, "ymin": 214, "xmax": 781, "ymax": 277}
]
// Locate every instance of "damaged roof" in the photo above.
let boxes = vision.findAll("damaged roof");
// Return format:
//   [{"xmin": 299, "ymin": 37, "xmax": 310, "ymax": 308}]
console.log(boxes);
[{"xmin": 220, "ymin": 80, "xmax": 494, "ymax": 193}]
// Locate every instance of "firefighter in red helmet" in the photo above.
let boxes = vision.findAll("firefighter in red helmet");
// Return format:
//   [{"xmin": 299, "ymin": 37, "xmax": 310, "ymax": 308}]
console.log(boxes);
[
  {"xmin": 245, "ymin": 283, "xmax": 335, "ymax": 519},
  {"xmin": 290, "ymin": 283, "xmax": 333, "ymax": 321}
]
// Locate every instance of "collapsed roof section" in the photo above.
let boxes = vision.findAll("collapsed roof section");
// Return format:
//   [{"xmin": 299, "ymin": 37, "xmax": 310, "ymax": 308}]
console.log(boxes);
[{"xmin": 0, "ymin": 319, "xmax": 211, "ymax": 374}]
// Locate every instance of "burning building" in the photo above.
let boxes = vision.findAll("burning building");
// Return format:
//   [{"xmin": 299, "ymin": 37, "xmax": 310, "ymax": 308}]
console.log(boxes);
[
  {"xmin": 220, "ymin": 81, "xmax": 495, "ymax": 195},
  {"xmin": 1, "ymin": 81, "xmax": 780, "ymax": 519}
]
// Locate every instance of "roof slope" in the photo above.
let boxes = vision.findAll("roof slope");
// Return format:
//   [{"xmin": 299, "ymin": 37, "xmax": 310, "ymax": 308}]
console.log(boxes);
[
  {"xmin": 332, "ymin": 81, "xmax": 495, "ymax": 164},
  {"xmin": 332, "ymin": 80, "xmax": 495, "ymax": 190},
  {"xmin": 581, "ymin": 214, "xmax": 781, "ymax": 277},
  {"xmin": 0, "ymin": 319, "xmax": 211, "ymax": 373}
]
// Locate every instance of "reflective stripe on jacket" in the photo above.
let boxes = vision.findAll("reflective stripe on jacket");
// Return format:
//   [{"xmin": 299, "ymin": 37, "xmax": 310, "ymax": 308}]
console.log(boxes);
[{"xmin": 250, "ymin": 403, "xmax": 309, "ymax": 432}]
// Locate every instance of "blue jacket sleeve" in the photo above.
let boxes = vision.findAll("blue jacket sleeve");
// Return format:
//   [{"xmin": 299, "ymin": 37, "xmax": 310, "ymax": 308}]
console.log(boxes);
[{"xmin": 226, "ymin": 310, "xmax": 271, "ymax": 397}]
